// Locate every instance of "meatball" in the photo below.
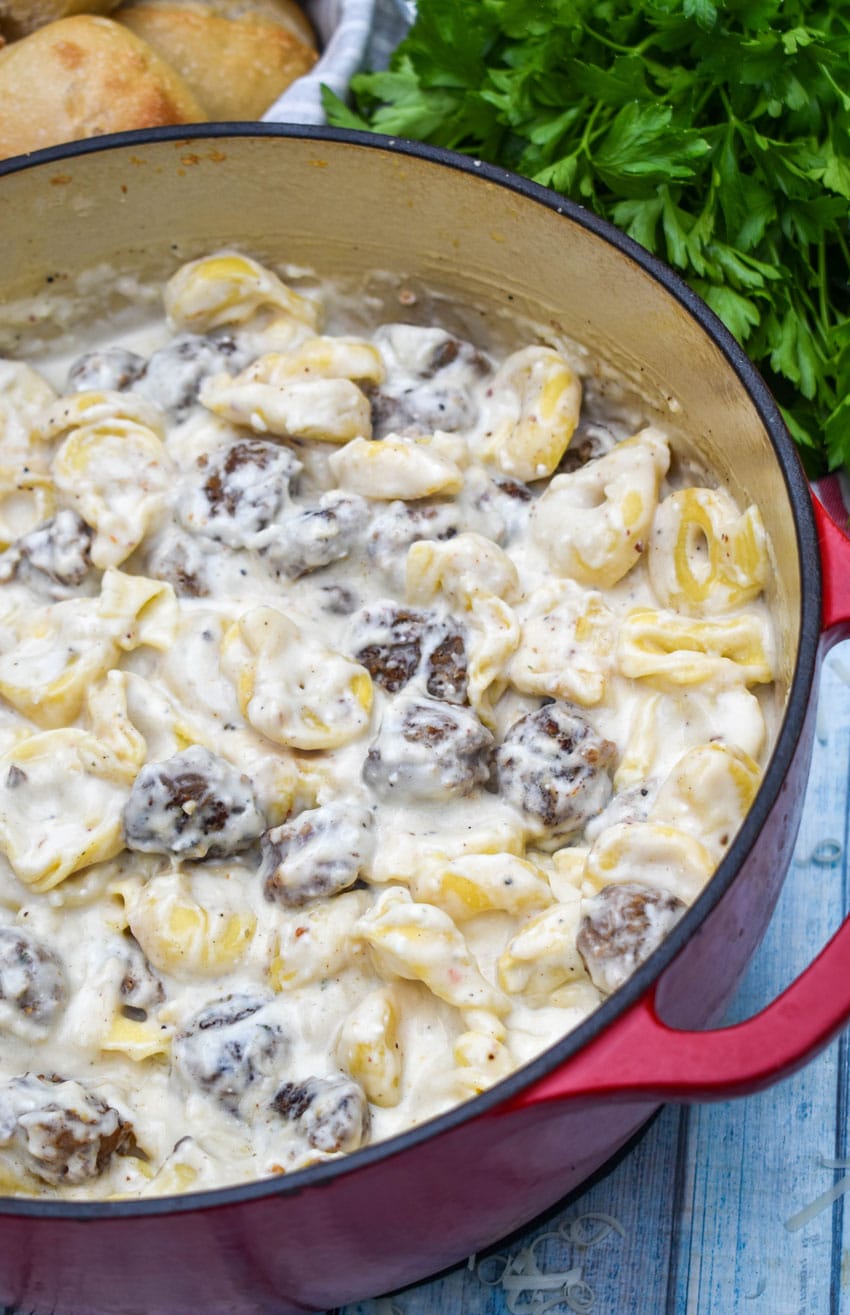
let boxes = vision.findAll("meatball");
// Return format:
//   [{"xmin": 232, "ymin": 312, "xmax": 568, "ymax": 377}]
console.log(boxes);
[
  {"xmin": 264, "ymin": 491, "xmax": 369, "ymax": 579},
  {"xmin": 272, "ymin": 1074, "xmax": 369, "ymax": 1154},
  {"xmin": 0, "ymin": 509, "xmax": 94, "ymax": 599},
  {"xmin": 366, "ymin": 500, "xmax": 461, "ymax": 586},
  {"xmin": 144, "ymin": 528, "xmax": 210, "ymax": 597},
  {"xmin": 178, "ymin": 439, "xmax": 301, "ymax": 550},
  {"xmin": 318, "ymin": 583, "xmax": 360, "ymax": 616},
  {"xmin": 370, "ymin": 327, "xmax": 489, "ymax": 437},
  {"xmin": 135, "ymin": 332, "xmax": 248, "ymax": 420},
  {"xmin": 260, "ymin": 803, "xmax": 375, "ymax": 908},
  {"xmin": 494, "ymin": 702, "xmax": 616, "ymax": 844},
  {"xmin": 0, "ymin": 1075, "xmax": 132, "ymax": 1186},
  {"xmin": 426, "ymin": 629, "xmax": 468, "ymax": 703},
  {"xmin": 122, "ymin": 746, "xmax": 266, "ymax": 860},
  {"xmin": 66, "ymin": 347, "xmax": 147, "ymax": 393},
  {"xmin": 0, "ymin": 927, "xmax": 67, "ymax": 1039},
  {"xmin": 556, "ymin": 421, "xmax": 615, "ymax": 474},
  {"xmin": 118, "ymin": 933, "xmax": 164, "ymax": 1019},
  {"xmin": 351, "ymin": 602, "xmax": 468, "ymax": 702},
  {"xmin": 469, "ymin": 472, "xmax": 533, "ymax": 545},
  {"xmin": 576, "ymin": 881, "xmax": 686, "ymax": 996},
  {"xmin": 363, "ymin": 698, "xmax": 494, "ymax": 802},
  {"xmin": 175, "ymin": 995, "xmax": 286, "ymax": 1114}
]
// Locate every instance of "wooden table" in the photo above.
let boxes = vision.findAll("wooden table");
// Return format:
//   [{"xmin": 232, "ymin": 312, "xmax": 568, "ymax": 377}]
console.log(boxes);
[{"xmin": 333, "ymin": 644, "xmax": 850, "ymax": 1315}]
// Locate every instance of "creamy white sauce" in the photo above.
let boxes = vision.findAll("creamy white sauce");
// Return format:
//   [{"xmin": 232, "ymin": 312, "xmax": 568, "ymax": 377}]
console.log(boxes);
[{"xmin": 0, "ymin": 252, "xmax": 776, "ymax": 1200}]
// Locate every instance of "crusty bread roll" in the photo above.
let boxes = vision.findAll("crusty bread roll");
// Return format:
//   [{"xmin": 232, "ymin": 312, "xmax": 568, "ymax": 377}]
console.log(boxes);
[
  {"xmin": 203, "ymin": 0, "xmax": 314, "ymax": 47},
  {"xmin": 0, "ymin": 14, "xmax": 206, "ymax": 159},
  {"xmin": 0, "ymin": 0, "xmax": 119, "ymax": 41},
  {"xmin": 115, "ymin": 0, "xmax": 317, "ymax": 121}
]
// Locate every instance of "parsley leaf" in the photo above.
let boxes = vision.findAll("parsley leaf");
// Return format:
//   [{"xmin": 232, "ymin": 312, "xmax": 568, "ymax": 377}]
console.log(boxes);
[{"xmin": 329, "ymin": 0, "xmax": 850, "ymax": 477}]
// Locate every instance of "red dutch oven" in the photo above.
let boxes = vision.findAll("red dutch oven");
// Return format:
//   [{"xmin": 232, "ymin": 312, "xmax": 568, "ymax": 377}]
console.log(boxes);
[{"xmin": 0, "ymin": 125, "xmax": 849, "ymax": 1315}]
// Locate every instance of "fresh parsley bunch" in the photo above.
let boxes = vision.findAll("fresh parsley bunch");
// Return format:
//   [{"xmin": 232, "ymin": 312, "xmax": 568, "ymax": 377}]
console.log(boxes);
[{"xmin": 325, "ymin": 0, "xmax": 850, "ymax": 477}]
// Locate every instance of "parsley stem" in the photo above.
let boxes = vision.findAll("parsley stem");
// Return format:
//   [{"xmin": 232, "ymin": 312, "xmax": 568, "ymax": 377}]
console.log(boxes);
[
  {"xmin": 819, "ymin": 241, "xmax": 828, "ymax": 333},
  {"xmin": 579, "ymin": 24, "xmax": 654, "ymax": 58}
]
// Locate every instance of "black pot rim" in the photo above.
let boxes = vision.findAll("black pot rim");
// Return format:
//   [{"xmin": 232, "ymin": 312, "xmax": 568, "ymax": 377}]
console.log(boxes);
[{"xmin": 0, "ymin": 123, "xmax": 823, "ymax": 1221}]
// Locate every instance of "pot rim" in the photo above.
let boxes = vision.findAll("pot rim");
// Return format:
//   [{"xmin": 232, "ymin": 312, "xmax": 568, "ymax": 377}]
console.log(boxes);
[{"xmin": 0, "ymin": 123, "xmax": 823, "ymax": 1220}]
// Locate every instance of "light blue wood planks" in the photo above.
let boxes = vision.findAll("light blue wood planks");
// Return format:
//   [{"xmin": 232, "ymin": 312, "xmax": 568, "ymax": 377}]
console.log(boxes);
[{"xmin": 338, "ymin": 644, "xmax": 850, "ymax": 1315}]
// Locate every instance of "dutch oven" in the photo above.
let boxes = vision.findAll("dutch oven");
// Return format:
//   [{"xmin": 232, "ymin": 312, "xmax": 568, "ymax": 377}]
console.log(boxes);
[{"xmin": 0, "ymin": 125, "xmax": 849, "ymax": 1315}]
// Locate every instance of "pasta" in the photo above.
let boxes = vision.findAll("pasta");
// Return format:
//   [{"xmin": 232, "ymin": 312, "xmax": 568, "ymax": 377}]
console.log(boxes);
[{"xmin": 0, "ymin": 250, "xmax": 777, "ymax": 1200}]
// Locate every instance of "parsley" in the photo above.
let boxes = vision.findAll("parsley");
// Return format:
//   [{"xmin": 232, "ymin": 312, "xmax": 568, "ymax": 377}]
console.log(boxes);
[{"xmin": 325, "ymin": 0, "xmax": 850, "ymax": 477}]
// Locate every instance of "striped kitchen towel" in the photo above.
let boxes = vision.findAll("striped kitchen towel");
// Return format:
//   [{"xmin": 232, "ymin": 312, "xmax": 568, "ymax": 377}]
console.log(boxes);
[{"xmin": 263, "ymin": 0, "xmax": 411, "ymax": 124}]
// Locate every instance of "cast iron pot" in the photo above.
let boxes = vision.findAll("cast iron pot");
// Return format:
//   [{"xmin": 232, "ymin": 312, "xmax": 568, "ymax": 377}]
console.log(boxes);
[{"xmin": 1, "ymin": 126, "xmax": 849, "ymax": 1315}]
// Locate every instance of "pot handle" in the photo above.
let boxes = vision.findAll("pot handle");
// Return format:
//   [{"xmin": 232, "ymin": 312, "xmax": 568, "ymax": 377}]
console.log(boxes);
[
  {"xmin": 505, "ymin": 488, "xmax": 850, "ymax": 1112},
  {"xmin": 813, "ymin": 485, "xmax": 850, "ymax": 636}
]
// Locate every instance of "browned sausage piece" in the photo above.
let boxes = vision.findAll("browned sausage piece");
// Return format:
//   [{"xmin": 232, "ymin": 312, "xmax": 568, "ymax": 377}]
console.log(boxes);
[
  {"xmin": 0, "ymin": 927, "xmax": 67, "ymax": 1038},
  {"xmin": 175, "ymin": 995, "xmax": 286, "ymax": 1114},
  {"xmin": 363, "ymin": 698, "xmax": 494, "ymax": 803},
  {"xmin": 351, "ymin": 602, "xmax": 468, "ymax": 703},
  {"xmin": 272, "ymin": 1074, "xmax": 369, "ymax": 1153},
  {"xmin": 122, "ymin": 746, "xmax": 265, "ymax": 860},
  {"xmin": 137, "ymin": 332, "xmax": 248, "ymax": 419},
  {"xmin": 178, "ymin": 438, "xmax": 302, "ymax": 549},
  {"xmin": 67, "ymin": 347, "xmax": 147, "ymax": 393},
  {"xmin": 577, "ymin": 881, "xmax": 686, "ymax": 996},
  {"xmin": 494, "ymin": 701, "xmax": 616, "ymax": 844},
  {"xmin": 0, "ymin": 509, "xmax": 94, "ymax": 598},
  {"xmin": 264, "ymin": 490, "xmax": 369, "ymax": 579},
  {"xmin": 0, "ymin": 1075, "xmax": 132, "ymax": 1185},
  {"xmin": 260, "ymin": 803, "xmax": 374, "ymax": 908}
]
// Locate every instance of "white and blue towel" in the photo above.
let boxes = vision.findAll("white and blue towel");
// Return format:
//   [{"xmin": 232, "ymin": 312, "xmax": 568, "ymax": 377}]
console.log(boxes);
[{"xmin": 262, "ymin": 0, "xmax": 412, "ymax": 125}]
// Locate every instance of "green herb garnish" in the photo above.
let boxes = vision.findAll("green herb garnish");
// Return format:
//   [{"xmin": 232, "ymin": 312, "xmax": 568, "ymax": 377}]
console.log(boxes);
[{"xmin": 325, "ymin": 0, "xmax": 850, "ymax": 477}]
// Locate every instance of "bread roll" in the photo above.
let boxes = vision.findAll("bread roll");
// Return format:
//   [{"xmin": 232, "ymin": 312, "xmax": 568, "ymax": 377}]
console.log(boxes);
[
  {"xmin": 0, "ymin": 15, "xmax": 206, "ymax": 159},
  {"xmin": 0, "ymin": 0, "xmax": 119, "ymax": 41},
  {"xmin": 204, "ymin": 0, "xmax": 314, "ymax": 47},
  {"xmin": 115, "ymin": 0, "xmax": 316, "ymax": 121}
]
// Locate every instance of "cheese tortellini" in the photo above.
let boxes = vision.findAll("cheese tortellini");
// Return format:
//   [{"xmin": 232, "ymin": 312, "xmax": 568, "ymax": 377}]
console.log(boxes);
[
  {"xmin": 531, "ymin": 427, "xmax": 670, "ymax": 587},
  {"xmin": 0, "ymin": 249, "xmax": 777, "ymax": 1202},
  {"xmin": 221, "ymin": 606, "xmax": 372, "ymax": 750}
]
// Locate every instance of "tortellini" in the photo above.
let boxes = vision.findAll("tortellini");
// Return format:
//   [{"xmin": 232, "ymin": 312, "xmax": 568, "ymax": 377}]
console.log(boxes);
[
  {"xmin": 0, "ymin": 571, "xmax": 177, "ymax": 728},
  {"xmin": 613, "ymin": 685, "xmax": 767, "ymax": 789},
  {"xmin": 337, "ymin": 986, "xmax": 403, "ymax": 1108},
  {"xmin": 508, "ymin": 579, "xmax": 615, "ymax": 706},
  {"xmin": 200, "ymin": 371, "xmax": 372, "ymax": 444},
  {"xmin": 0, "ymin": 360, "xmax": 56, "ymax": 453},
  {"xmin": 408, "ymin": 852, "xmax": 553, "ymax": 922},
  {"xmin": 353, "ymin": 888, "xmax": 508, "ymax": 1015},
  {"xmin": 164, "ymin": 251, "xmax": 321, "ymax": 333},
  {"xmin": 117, "ymin": 872, "xmax": 257, "ymax": 979},
  {"xmin": 268, "ymin": 889, "xmax": 370, "ymax": 991},
  {"xmin": 0, "ymin": 729, "xmax": 131, "ymax": 891},
  {"xmin": 329, "ymin": 436, "xmax": 464, "ymax": 500},
  {"xmin": 0, "ymin": 466, "xmax": 55, "ymax": 549},
  {"xmin": 648, "ymin": 487, "xmax": 769, "ymax": 614},
  {"xmin": 584, "ymin": 820, "xmax": 715, "ymax": 904},
  {"xmin": 650, "ymin": 742, "xmax": 762, "ymax": 858},
  {"xmin": 453, "ymin": 1009, "xmax": 514, "ymax": 1096},
  {"xmin": 50, "ymin": 399, "xmax": 173, "ymax": 568},
  {"xmin": 101, "ymin": 1013, "xmax": 172, "ymax": 1063},
  {"xmin": 481, "ymin": 345, "xmax": 582, "ymax": 481},
  {"xmin": 531, "ymin": 427, "xmax": 670, "ymax": 587},
  {"xmin": 618, "ymin": 607, "xmax": 774, "ymax": 688},
  {"xmin": 370, "ymin": 815, "xmax": 526, "ymax": 885},
  {"xmin": 406, "ymin": 533, "xmax": 521, "ymax": 719},
  {"xmin": 497, "ymin": 892, "xmax": 586, "ymax": 1003},
  {"xmin": 406, "ymin": 531, "xmax": 520, "ymax": 609},
  {"xmin": 221, "ymin": 606, "xmax": 372, "ymax": 750},
  {"xmin": 238, "ymin": 337, "xmax": 385, "ymax": 387}
]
